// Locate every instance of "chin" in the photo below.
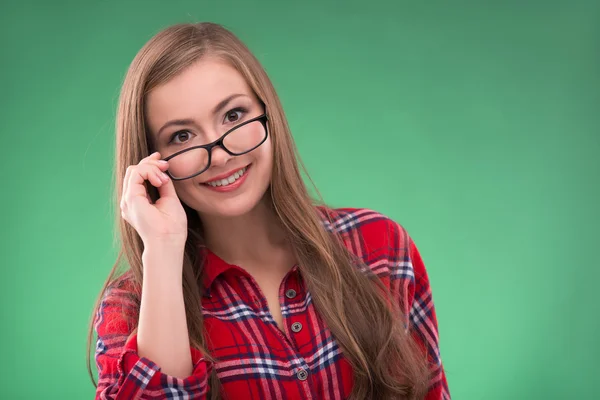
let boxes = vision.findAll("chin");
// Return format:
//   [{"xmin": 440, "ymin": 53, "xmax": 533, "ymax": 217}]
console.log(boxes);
[
  {"xmin": 195, "ymin": 181, "xmax": 271, "ymax": 220},
  {"xmin": 203, "ymin": 197, "xmax": 263, "ymax": 218}
]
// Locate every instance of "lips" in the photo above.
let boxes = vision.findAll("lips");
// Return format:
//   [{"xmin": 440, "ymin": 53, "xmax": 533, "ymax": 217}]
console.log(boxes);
[
  {"xmin": 203, "ymin": 164, "xmax": 250, "ymax": 183},
  {"xmin": 200, "ymin": 164, "xmax": 252, "ymax": 193}
]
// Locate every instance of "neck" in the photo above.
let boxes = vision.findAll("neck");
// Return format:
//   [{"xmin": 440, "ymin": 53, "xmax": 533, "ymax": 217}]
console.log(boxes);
[{"xmin": 199, "ymin": 196, "xmax": 293, "ymax": 267}]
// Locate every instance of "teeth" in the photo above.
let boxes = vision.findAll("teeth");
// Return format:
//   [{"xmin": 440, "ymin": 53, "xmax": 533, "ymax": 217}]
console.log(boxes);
[{"xmin": 206, "ymin": 167, "xmax": 247, "ymax": 187}]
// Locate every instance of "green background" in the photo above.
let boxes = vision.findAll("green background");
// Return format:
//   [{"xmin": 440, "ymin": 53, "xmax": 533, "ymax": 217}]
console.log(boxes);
[{"xmin": 1, "ymin": 1, "xmax": 598, "ymax": 399}]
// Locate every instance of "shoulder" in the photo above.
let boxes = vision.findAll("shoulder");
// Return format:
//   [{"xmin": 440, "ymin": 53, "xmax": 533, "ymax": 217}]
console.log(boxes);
[
  {"xmin": 317, "ymin": 206, "xmax": 435, "ymax": 319},
  {"xmin": 316, "ymin": 206, "xmax": 401, "ymax": 232},
  {"xmin": 94, "ymin": 270, "xmax": 141, "ymax": 332},
  {"xmin": 104, "ymin": 270, "xmax": 141, "ymax": 302},
  {"xmin": 316, "ymin": 206, "xmax": 415, "ymax": 280},
  {"xmin": 317, "ymin": 206, "xmax": 411, "ymax": 253}
]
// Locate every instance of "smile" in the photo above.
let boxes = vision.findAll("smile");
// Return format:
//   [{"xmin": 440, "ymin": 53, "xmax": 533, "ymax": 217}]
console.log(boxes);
[{"xmin": 204, "ymin": 166, "xmax": 249, "ymax": 187}]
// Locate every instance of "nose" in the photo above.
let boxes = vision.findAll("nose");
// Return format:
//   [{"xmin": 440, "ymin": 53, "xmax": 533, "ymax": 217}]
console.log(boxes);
[{"xmin": 209, "ymin": 145, "xmax": 233, "ymax": 168}]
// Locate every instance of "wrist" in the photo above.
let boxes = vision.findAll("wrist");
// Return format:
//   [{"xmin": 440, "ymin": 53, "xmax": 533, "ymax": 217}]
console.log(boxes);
[
  {"xmin": 142, "ymin": 242, "xmax": 186, "ymax": 277},
  {"xmin": 143, "ymin": 234, "xmax": 186, "ymax": 253},
  {"xmin": 143, "ymin": 233, "xmax": 187, "ymax": 249}
]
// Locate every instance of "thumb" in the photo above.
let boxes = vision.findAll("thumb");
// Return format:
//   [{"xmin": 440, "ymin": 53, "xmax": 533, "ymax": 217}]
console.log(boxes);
[{"xmin": 156, "ymin": 175, "xmax": 178, "ymax": 200}]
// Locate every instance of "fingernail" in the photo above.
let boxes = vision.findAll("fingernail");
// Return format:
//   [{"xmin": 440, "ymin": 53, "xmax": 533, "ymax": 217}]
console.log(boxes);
[
  {"xmin": 158, "ymin": 160, "xmax": 168, "ymax": 164},
  {"xmin": 161, "ymin": 172, "xmax": 170, "ymax": 181}
]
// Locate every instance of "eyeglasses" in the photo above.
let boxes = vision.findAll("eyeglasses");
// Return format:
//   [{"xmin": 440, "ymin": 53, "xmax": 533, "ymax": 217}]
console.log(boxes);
[{"xmin": 161, "ymin": 114, "xmax": 269, "ymax": 181}]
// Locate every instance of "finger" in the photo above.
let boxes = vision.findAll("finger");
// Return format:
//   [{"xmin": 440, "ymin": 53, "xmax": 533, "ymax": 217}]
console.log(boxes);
[
  {"xmin": 156, "ymin": 173, "xmax": 178, "ymax": 200},
  {"xmin": 156, "ymin": 159, "xmax": 170, "ymax": 171},
  {"xmin": 121, "ymin": 166, "xmax": 132, "ymax": 209},
  {"xmin": 140, "ymin": 157, "xmax": 170, "ymax": 172},
  {"xmin": 123, "ymin": 153, "xmax": 157, "ymax": 205},
  {"xmin": 126, "ymin": 164, "xmax": 164, "ymax": 202},
  {"xmin": 147, "ymin": 166, "xmax": 167, "ymax": 188},
  {"xmin": 139, "ymin": 151, "xmax": 162, "ymax": 165}
]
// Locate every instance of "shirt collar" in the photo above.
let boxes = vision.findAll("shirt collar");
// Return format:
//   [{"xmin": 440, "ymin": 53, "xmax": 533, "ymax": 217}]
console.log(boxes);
[
  {"xmin": 199, "ymin": 247, "xmax": 303, "ymax": 297},
  {"xmin": 200, "ymin": 248, "xmax": 237, "ymax": 296}
]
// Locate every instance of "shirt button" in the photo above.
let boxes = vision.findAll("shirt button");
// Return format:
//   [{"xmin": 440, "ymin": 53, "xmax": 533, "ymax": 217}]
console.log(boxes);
[
  {"xmin": 291, "ymin": 322, "xmax": 303, "ymax": 333},
  {"xmin": 297, "ymin": 368, "xmax": 308, "ymax": 381},
  {"xmin": 285, "ymin": 289, "xmax": 297, "ymax": 299}
]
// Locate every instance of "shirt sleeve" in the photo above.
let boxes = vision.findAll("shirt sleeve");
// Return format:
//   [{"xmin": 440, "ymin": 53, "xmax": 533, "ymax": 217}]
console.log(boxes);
[
  {"xmin": 381, "ymin": 217, "xmax": 450, "ymax": 400},
  {"xmin": 406, "ymin": 234, "xmax": 451, "ymax": 400},
  {"xmin": 93, "ymin": 280, "xmax": 211, "ymax": 399}
]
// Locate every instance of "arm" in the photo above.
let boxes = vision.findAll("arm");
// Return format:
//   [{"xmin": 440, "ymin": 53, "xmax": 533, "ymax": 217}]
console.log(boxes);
[
  {"xmin": 379, "ymin": 216, "xmax": 450, "ymax": 399},
  {"xmin": 137, "ymin": 245, "xmax": 194, "ymax": 378},
  {"xmin": 406, "ymin": 235, "xmax": 451, "ymax": 400},
  {"xmin": 93, "ymin": 246, "xmax": 210, "ymax": 399}
]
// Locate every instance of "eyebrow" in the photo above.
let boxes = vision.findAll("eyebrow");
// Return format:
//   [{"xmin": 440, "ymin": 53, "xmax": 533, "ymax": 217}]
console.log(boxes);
[{"xmin": 155, "ymin": 93, "xmax": 249, "ymax": 139}]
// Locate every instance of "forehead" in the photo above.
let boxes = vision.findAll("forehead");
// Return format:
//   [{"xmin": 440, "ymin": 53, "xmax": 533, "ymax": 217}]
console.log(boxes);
[{"xmin": 145, "ymin": 58, "xmax": 253, "ymax": 129}]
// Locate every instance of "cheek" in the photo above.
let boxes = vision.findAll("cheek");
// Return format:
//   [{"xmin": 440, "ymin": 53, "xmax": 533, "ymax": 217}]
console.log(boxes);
[
  {"xmin": 171, "ymin": 181, "xmax": 200, "ymax": 205},
  {"xmin": 258, "ymin": 138, "xmax": 273, "ymax": 166},
  {"xmin": 173, "ymin": 180, "xmax": 191, "ymax": 192},
  {"xmin": 258, "ymin": 143, "xmax": 273, "ymax": 179},
  {"xmin": 247, "ymin": 140, "xmax": 272, "ymax": 187}
]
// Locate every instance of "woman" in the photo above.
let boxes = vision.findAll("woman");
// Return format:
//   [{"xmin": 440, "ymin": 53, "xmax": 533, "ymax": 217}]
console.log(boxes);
[{"xmin": 87, "ymin": 22, "xmax": 450, "ymax": 400}]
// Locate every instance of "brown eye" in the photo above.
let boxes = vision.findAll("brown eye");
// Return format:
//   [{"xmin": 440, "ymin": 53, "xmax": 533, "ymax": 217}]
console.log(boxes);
[
  {"xmin": 170, "ymin": 131, "xmax": 190, "ymax": 144},
  {"xmin": 226, "ymin": 110, "xmax": 241, "ymax": 123}
]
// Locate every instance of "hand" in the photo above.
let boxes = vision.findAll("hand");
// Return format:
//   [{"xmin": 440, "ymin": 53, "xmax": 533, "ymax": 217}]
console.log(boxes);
[{"xmin": 120, "ymin": 152, "xmax": 188, "ymax": 246}]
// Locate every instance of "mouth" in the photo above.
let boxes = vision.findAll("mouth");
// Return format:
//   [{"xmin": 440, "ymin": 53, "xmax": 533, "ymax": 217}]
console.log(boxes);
[{"xmin": 202, "ymin": 164, "xmax": 250, "ymax": 188}]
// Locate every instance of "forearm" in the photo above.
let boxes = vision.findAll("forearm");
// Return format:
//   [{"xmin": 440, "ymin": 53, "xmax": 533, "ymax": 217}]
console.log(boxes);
[{"xmin": 137, "ymin": 243, "xmax": 192, "ymax": 378}]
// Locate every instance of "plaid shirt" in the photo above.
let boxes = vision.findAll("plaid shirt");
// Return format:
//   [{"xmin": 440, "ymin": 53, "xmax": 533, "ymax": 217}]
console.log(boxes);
[{"xmin": 94, "ymin": 207, "xmax": 450, "ymax": 399}]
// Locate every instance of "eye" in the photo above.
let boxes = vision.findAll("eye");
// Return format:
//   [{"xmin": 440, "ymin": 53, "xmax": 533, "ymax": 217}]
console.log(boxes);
[
  {"xmin": 224, "ymin": 107, "xmax": 247, "ymax": 124},
  {"xmin": 169, "ymin": 130, "xmax": 192, "ymax": 145}
]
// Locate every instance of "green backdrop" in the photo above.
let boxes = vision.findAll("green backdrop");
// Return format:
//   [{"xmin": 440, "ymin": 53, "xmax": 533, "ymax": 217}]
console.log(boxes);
[{"xmin": 1, "ymin": 1, "xmax": 598, "ymax": 399}]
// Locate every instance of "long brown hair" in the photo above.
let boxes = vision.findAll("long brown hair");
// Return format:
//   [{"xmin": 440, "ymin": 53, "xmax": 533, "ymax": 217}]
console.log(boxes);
[{"xmin": 86, "ymin": 22, "xmax": 431, "ymax": 399}]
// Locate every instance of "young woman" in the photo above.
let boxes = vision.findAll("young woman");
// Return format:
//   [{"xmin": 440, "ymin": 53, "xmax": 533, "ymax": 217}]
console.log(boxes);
[{"xmin": 87, "ymin": 22, "xmax": 450, "ymax": 400}]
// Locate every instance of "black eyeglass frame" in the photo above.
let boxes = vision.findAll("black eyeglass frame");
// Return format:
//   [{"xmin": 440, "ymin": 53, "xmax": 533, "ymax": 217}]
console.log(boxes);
[{"xmin": 161, "ymin": 113, "xmax": 269, "ymax": 181}]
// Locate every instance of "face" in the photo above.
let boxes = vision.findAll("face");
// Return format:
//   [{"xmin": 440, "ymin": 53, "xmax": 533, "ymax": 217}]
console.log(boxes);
[{"xmin": 145, "ymin": 57, "xmax": 272, "ymax": 218}]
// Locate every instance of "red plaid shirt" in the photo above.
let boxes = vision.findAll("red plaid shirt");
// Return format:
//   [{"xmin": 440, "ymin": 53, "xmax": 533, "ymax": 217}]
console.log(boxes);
[{"xmin": 94, "ymin": 207, "xmax": 450, "ymax": 399}]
